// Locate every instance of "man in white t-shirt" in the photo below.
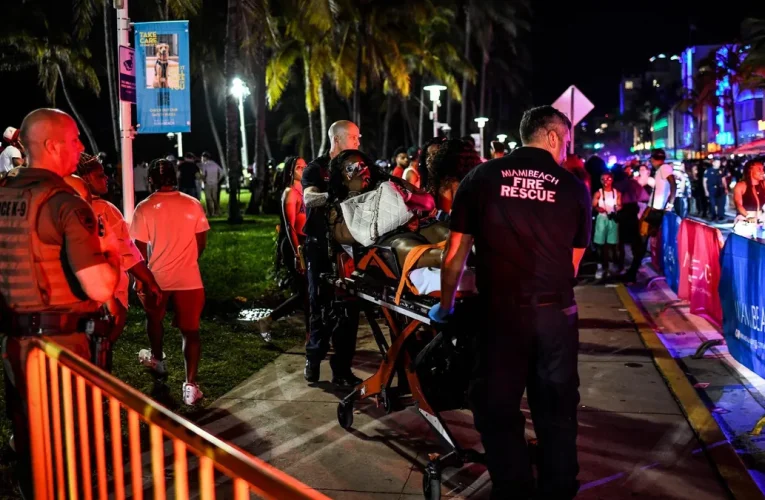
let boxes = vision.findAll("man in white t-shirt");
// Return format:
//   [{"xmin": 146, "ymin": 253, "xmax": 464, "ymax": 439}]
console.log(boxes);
[
  {"xmin": 130, "ymin": 158, "xmax": 210, "ymax": 406},
  {"xmin": 199, "ymin": 152, "xmax": 225, "ymax": 216},
  {"xmin": 76, "ymin": 157, "xmax": 160, "ymax": 371},
  {"xmin": 134, "ymin": 161, "xmax": 150, "ymax": 204},
  {"xmin": 624, "ymin": 148, "xmax": 675, "ymax": 283},
  {"xmin": 0, "ymin": 127, "xmax": 24, "ymax": 173}
]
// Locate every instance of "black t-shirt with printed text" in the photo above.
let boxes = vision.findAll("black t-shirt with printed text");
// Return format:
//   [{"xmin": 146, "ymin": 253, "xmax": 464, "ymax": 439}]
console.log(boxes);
[
  {"xmin": 301, "ymin": 153, "xmax": 331, "ymax": 238},
  {"xmin": 450, "ymin": 147, "xmax": 592, "ymax": 296}
]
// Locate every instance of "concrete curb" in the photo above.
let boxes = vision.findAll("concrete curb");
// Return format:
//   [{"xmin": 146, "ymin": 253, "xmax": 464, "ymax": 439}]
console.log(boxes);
[{"xmin": 615, "ymin": 284, "xmax": 762, "ymax": 500}]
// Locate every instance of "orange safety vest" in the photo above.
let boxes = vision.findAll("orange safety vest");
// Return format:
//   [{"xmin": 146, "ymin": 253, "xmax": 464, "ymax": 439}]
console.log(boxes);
[{"xmin": 0, "ymin": 168, "xmax": 96, "ymax": 312}]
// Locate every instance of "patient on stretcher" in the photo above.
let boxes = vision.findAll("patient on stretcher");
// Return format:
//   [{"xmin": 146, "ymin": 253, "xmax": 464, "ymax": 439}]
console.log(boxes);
[{"xmin": 325, "ymin": 150, "xmax": 476, "ymax": 299}]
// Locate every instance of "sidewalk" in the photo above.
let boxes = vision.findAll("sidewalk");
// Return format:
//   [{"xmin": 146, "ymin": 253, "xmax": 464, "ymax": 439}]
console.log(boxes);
[{"xmin": 200, "ymin": 284, "xmax": 732, "ymax": 499}]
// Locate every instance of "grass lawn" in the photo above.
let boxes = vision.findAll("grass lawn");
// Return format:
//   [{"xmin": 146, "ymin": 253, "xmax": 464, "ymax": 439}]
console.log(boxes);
[{"xmin": 0, "ymin": 190, "xmax": 302, "ymax": 497}]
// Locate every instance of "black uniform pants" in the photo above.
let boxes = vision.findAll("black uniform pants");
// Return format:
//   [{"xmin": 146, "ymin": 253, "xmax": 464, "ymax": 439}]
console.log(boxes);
[
  {"xmin": 470, "ymin": 294, "xmax": 580, "ymax": 500},
  {"xmin": 304, "ymin": 237, "xmax": 359, "ymax": 374}
]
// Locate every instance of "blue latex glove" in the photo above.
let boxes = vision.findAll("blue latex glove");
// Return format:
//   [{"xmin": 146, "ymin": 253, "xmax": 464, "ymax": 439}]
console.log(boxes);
[{"xmin": 428, "ymin": 303, "xmax": 453, "ymax": 324}]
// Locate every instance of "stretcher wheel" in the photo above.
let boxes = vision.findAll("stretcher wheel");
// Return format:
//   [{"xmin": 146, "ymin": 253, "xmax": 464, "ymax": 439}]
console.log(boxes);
[
  {"xmin": 337, "ymin": 401, "xmax": 354, "ymax": 430},
  {"xmin": 422, "ymin": 467, "xmax": 441, "ymax": 500},
  {"xmin": 381, "ymin": 388, "xmax": 394, "ymax": 414}
]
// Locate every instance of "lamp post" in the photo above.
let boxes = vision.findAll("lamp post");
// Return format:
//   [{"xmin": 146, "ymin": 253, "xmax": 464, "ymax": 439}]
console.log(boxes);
[
  {"xmin": 230, "ymin": 77, "xmax": 250, "ymax": 173},
  {"xmin": 508, "ymin": 141, "xmax": 518, "ymax": 151},
  {"xmin": 474, "ymin": 117, "xmax": 489, "ymax": 158},
  {"xmin": 166, "ymin": 132, "xmax": 183, "ymax": 157},
  {"xmin": 497, "ymin": 134, "xmax": 508, "ymax": 143},
  {"xmin": 424, "ymin": 84, "xmax": 447, "ymax": 139}
]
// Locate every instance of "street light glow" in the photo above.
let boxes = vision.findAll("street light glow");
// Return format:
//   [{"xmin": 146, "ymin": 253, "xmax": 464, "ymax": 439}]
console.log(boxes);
[
  {"xmin": 231, "ymin": 77, "xmax": 250, "ymax": 99},
  {"xmin": 474, "ymin": 117, "xmax": 489, "ymax": 128},
  {"xmin": 508, "ymin": 141, "xmax": 517, "ymax": 149},
  {"xmin": 497, "ymin": 134, "xmax": 508, "ymax": 143}
]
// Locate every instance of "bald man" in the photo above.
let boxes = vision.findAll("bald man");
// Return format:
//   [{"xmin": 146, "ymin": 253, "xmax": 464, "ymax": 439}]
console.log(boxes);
[
  {"xmin": 0, "ymin": 108, "xmax": 119, "ymax": 497},
  {"xmin": 301, "ymin": 120, "xmax": 362, "ymax": 386}
]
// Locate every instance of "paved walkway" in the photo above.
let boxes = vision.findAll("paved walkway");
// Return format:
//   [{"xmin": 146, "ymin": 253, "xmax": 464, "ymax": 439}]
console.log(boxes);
[{"xmin": 200, "ymin": 284, "xmax": 731, "ymax": 499}]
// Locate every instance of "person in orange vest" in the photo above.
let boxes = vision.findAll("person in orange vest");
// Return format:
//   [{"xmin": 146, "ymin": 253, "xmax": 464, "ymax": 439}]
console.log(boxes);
[{"xmin": 0, "ymin": 109, "xmax": 119, "ymax": 498}]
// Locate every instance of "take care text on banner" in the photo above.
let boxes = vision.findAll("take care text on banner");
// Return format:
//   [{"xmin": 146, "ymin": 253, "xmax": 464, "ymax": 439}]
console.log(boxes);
[
  {"xmin": 134, "ymin": 21, "xmax": 191, "ymax": 134},
  {"xmin": 720, "ymin": 233, "xmax": 765, "ymax": 378}
]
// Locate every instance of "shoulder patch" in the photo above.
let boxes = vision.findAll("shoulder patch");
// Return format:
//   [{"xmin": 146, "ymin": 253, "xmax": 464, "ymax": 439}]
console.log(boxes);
[{"xmin": 74, "ymin": 207, "xmax": 96, "ymax": 234}]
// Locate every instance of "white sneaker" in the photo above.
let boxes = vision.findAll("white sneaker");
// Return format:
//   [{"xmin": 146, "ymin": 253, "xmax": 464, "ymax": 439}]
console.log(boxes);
[
  {"xmin": 183, "ymin": 383, "xmax": 203, "ymax": 406},
  {"xmin": 138, "ymin": 349, "xmax": 167, "ymax": 376},
  {"xmin": 595, "ymin": 265, "xmax": 604, "ymax": 280}
]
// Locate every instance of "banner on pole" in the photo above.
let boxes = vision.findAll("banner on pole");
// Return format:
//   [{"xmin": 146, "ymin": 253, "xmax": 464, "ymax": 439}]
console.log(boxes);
[
  {"xmin": 720, "ymin": 234, "xmax": 765, "ymax": 377},
  {"xmin": 677, "ymin": 218, "xmax": 724, "ymax": 326},
  {"xmin": 118, "ymin": 46, "xmax": 136, "ymax": 103},
  {"xmin": 134, "ymin": 21, "xmax": 190, "ymax": 134}
]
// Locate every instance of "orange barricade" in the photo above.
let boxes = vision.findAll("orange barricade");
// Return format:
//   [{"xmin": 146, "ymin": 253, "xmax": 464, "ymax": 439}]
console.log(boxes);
[{"xmin": 25, "ymin": 337, "xmax": 331, "ymax": 500}]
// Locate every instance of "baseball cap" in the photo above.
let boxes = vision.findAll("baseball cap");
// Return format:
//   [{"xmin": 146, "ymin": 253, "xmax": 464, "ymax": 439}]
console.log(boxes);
[
  {"xmin": 3, "ymin": 127, "xmax": 19, "ymax": 143},
  {"xmin": 650, "ymin": 148, "xmax": 666, "ymax": 161}
]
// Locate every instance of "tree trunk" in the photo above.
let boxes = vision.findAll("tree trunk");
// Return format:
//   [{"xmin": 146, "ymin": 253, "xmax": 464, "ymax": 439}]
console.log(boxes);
[
  {"xmin": 57, "ymin": 67, "xmax": 99, "ymax": 153},
  {"xmin": 224, "ymin": 0, "xmax": 242, "ymax": 223},
  {"xmin": 460, "ymin": 5, "xmax": 472, "ymax": 137},
  {"xmin": 401, "ymin": 97, "xmax": 415, "ymax": 147},
  {"xmin": 381, "ymin": 94, "xmax": 393, "ymax": 158},
  {"xmin": 418, "ymin": 86, "xmax": 425, "ymax": 146},
  {"xmin": 303, "ymin": 50, "xmax": 316, "ymax": 158},
  {"xmin": 103, "ymin": 4, "xmax": 119, "ymax": 155},
  {"xmin": 201, "ymin": 63, "xmax": 227, "ymax": 173},
  {"xmin": 479, "ymin": 48, "xmax": 488, "ymax": 117},
  {"xmin": 246, "ymin": 34, "xmax": 267, "ymax": 215},
  {"xmin": 446, "ymin": 92, "xmax": 453, "ymax": 131},
  {"xmin": 729, "ymin": 92, "xmax": 739, "ymax": 148},
  {"xmin": 318, "ymin": 83, "xmax": 328, "ymax": 156},
  {"xmin": 352, "ymin": 20, "xmax": 363, "ymax": 126}
]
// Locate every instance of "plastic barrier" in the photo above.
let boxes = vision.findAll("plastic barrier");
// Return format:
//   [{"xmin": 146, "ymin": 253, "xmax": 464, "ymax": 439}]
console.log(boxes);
[
  {"xmin": 677, "ymin": 218, "xmax": 725, "ymax": 327},
  {"xmin": 719, "ymin": 234, "xmax": 765, "ymax": 379},
  {"xmin": 25, "ymin": 338, "xmax": 331, "ymax": 500},
  {"xmin": 661, "ymin": 212, "xmax": 682, "ymax": 293},
  {"xmin": 650, "ymin": 229, "xmax": 663, "ymax": 274}
]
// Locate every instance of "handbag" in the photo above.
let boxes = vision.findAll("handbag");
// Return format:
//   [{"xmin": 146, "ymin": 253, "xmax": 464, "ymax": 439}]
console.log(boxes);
[
  {"xmin": 638, "ymin": 188, "xmax": 664, "ymax": 237},
  {"xmin": 340, "ymin": 182, "xmax": 413, "ymax": 246}
]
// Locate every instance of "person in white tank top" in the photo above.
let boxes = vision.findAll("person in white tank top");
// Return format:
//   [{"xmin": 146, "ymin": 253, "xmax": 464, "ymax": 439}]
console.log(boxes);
[{"xmin": 592, "ymin": 172, "xmax": 622, "ymax": 280}]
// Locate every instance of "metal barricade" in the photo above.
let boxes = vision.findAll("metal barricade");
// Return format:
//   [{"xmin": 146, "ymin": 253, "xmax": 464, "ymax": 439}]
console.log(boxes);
[{"xmin": 25, "ymin": 337, "xmax": 331, "ymax": 500}]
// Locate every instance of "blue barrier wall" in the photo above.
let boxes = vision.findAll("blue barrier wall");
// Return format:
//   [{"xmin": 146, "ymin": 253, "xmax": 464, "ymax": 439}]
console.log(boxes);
[
  {"xmin": 720, "ymin": 234, "xmax": 765, "ymax": 378},
  {"xmin": 661, "ymin": 212, "xmax": 681, "ymax": 293}
]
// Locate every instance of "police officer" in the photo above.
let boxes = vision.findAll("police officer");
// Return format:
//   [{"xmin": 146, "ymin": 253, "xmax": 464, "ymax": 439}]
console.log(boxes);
[
  {"xmin": 430, "ymin": 105, "xmax": 591, "ymax": 499},
  {"xmin": 302, "ymin": 120, "xmax": 362, "ymax": 386},
  {"xmin": 0, "ymin": 108, "xmax": 119, "ymax": 497}
]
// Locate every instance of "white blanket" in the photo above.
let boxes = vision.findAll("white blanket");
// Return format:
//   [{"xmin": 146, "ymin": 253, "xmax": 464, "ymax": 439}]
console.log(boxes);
[
  {"xmin": 409, "ymin": 267, "xmax": 478, "ymax": 296},
  {"xmin": 340, "ymin": 182, "xmax": 413, "ymax": 246}
]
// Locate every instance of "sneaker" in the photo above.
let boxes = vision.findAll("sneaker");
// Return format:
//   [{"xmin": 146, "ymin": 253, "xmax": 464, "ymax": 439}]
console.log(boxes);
[
  {"xmin": 182, "ymin": 382, "xmax": 204, "ymax": 406},
  {"xmin": 331, "ymin": 372, "xmax": 363, "ymax": 388},
  {"xmin": 258, "ymin": 316, "xmax": 273, "ymax": 342},
  {"xmin": 138, "ymin": 349, "xmax": 167, "ymax": 376},
  {"xmin": 304, "ymin": 360, "xmax": 320, "ymax": 383},
  {"xmin": 595, "ymin": 265, "xmax": 604, "ymax": 280}
]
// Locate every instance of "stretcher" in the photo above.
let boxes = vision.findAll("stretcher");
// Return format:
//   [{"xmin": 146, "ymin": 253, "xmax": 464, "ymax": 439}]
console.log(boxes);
[{"xmin": 326, "ymin": 236, "xmax": 485, "ymax": 500}]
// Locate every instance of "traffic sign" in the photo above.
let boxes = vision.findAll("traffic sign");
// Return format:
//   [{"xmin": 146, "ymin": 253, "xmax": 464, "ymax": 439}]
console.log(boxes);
[
  {"xmin": 552, "ymin": 85, "xmax": 594, "ymax": 126},
  {"xmin": 552, "ymin": 85, "xmax": 594, "ymax": 154}
]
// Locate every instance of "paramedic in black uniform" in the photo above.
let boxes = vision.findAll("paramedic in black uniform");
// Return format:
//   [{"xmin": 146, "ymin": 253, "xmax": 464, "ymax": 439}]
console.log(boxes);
[
  {"xmin": 430, "ymin": 105, "xmax": 592, "ymax": 499},
  {"xmin": 301, "ymin": 120, "xmax": 363, "ymax": 387}
]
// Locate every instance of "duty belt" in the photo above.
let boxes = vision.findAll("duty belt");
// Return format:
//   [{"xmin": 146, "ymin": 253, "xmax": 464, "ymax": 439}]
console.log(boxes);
[{"xmin": 4, "ymin": 312, "xmax": 111, "ymax": 337}]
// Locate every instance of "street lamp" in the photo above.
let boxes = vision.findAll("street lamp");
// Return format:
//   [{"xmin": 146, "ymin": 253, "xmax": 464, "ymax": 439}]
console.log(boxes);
[
  {"xmin": 424, "ymin": 84, "xmax": 447, "ymax": 139},
  {"xmin": 230, "ymin": 77, "xmax": 250, "ymax": 173},
  {"xmin": 474, "ymin": 117, "xmax": 489, "ymax": 158},
  {"xmin": 508, "ymin": 141, "xmax": 518, "ymax": 150},
  {"xmin": 166, "ymin": 132, "xmax": 183, "ymax": 157},
  {"xmin": 497, "ymin": 134, "xmax": 508, "ymax": 143}
]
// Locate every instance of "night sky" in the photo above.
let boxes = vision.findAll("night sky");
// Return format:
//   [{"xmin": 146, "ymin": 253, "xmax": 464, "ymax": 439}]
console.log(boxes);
[
  {"xmin": 530, "ymin": 0, "xmax": 765, "ymax": 111},
  {"xmin": 6, "ymin": 1, "xmax": 765, "ymax": 161}
]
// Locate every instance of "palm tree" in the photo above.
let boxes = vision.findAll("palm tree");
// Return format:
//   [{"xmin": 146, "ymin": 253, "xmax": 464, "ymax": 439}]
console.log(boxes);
[
  {"xmin": 459, "ymin": 0, "xmax": 529, "ymax": 136},
  {"xmin": 1, "ymin": 33, "xmax": 101, "ymax": 153}
]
